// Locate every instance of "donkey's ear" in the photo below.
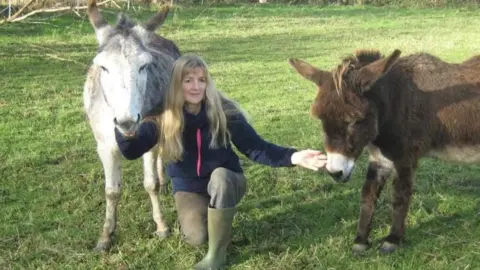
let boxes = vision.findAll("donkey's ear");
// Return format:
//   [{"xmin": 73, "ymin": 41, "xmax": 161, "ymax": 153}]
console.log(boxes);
[
  {"xmin": 87, "ymin": 0, "xmax": 111, "ymax": 46},
  {"xmin": 144, "ymin": 5, "xmax": 170, "ymax": 32},
  {"xmin": 357, "ymin": 49, "xmax": 401, "ymax": 92},
  {"xmin": 289, "ymin": 58, "xmax": 330, "ymax": 85},
  {"xmin": 87, "ymin": 0, "xmax": 108, "ymax": 29}
]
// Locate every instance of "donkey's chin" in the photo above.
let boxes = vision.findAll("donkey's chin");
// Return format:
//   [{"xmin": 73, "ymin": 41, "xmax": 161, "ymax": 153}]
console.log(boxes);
[
  {"xmin": 328, "ymin": 168, "xmax": 354, "ymax": 183},
  {"xmin": 122, "ymin": 131, "xmax": 137, "ymax": 138},
  {"xmin": 338, "ymin": 168, "xmax": 354, "ymax": 183},
  {"xmin": 116, "ymin": 124, "xmax": 140, "ymax": 138}
]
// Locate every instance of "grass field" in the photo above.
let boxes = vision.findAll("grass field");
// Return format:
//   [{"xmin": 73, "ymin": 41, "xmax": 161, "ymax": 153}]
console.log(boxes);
[{"xmin": 2, "ymin": 4, "xmax": 480, "ymax": 269}]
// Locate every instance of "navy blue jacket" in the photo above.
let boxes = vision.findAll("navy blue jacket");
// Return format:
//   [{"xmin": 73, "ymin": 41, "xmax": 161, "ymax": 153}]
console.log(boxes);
[{"xmin": 115, "ymin": 103, "xmax": 297, "ymax": 194}]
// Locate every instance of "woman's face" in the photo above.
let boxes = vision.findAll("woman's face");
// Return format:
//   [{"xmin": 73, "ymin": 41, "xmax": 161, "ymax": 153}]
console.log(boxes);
[{"xmin": 182, "ymin": 67, "xmax": 207, "ymax": 106}]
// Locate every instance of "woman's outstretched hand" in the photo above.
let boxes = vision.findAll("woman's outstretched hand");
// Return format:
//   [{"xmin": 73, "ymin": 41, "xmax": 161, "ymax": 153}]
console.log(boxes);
[{"xmin": 291, "ymin": 149, "xmax": 327, "ymax": 171}]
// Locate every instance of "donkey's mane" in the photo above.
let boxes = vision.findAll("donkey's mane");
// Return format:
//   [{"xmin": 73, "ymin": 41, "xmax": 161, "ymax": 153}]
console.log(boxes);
[
  {"xmin": 97, "ymin": 14, "xmax": 141, "ymax": 53},
  {"xmin": 333, "ymin": 50, "xmax": 383, "ymax": 95},
  {"xmin": 113, "ymin": 14, "xmax": 137, "ymax": 36}
]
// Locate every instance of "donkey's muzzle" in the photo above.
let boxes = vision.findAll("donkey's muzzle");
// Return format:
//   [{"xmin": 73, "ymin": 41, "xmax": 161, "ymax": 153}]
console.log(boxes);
[{"xmin": 114, "ymin": 114, "xmax": 141, "ymax": 136}]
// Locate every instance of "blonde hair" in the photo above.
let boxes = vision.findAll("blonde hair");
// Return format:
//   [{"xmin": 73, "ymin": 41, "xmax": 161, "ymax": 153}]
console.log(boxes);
[{"xmin": 158, "ymin": 55, "xmax": 245, "ymax": 162}]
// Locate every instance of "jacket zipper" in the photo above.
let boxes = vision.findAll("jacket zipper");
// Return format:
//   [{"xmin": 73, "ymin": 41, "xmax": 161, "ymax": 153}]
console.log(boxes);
[{"xmin": 196, "ymin": 128, "xmax": 201, "ymax": 176}]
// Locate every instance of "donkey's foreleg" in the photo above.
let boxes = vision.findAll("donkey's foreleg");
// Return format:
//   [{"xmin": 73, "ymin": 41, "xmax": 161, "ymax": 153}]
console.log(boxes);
[
  {"xmin": 143, "ymin": 148, "xmax": 170, "ymax": 238},
  {"xmin": 353, "ymin": 161, "xmax": 392, "ymax": 254},
  {"xmin": 95, "ymin": 144, "xmax": 122, "ymax": 251},
  {"xmin": 380, "ymin": 165, "xmax": 414, "ymax": 253},
  {"xmin": 156, "ymin": 152, "xmax": 168, "ymax": 195}
]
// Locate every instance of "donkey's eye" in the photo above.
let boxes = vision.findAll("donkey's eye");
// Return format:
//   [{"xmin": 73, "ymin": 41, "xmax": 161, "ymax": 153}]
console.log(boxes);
[
  {"xmin": 347, "ymin": 119, "xmax": 364, "ymax": 133},
  {"xmin": 139, "ymin": 64, "xmax": 147, "ymax": 73},
  {"xmin": 100, "ymin": 66, "xmax": 109, "ymax": 73}
]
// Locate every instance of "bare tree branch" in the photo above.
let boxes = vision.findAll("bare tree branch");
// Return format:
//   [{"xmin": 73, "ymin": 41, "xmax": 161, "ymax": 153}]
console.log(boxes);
[
  {"xmin": 111, "ymin": 0, "xmax": 121, "ymax": 9},
  {"xmin": 45, "ymin": 53, "xmax": 88, "ymax": 68},
  {"xmin": 28, "ymin": 44, "xmax": 88, "ymax": 67},
  {"xmin": 0, "ymin": 0, "xmax": 112, "ymax": 24},
  {"xmin": 72, "ymin": 8, "xmax": 81, "ymax": 17},
  {"xmin": 0, "ymin": 0, "xmax": 37, "ymax": 24}
]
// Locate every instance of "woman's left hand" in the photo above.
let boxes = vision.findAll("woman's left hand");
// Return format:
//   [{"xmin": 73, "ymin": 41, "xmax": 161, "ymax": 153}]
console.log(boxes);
[{"xmin": 291, "ymin": 149, "xmax": 327, "ymax": 171}]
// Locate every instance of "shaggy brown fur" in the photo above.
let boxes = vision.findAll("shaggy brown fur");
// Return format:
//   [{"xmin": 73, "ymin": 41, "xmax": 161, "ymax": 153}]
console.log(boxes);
[{"xmin": 289, "ymin": 49, "xmax": 480, "ymax": 253}]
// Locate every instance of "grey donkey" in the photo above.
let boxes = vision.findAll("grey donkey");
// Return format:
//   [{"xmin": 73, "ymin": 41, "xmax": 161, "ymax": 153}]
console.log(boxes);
[{"xmin": 83, "ymin": 0, "xmax": 181, "ymax": 251}]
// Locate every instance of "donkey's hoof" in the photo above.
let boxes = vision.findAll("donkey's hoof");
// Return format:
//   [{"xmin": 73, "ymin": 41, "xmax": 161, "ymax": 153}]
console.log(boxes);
[
  {"xmin": 93, "ymin": 240, "xmax": 111, "ymax": 252},
  {"xmin": 379, "ymin": 241, "xmax": 398, "ymax": 254},
  {"xmin": 352, "ymin": 243, "xmax": 369, "ymax": 255},
  {"xmin": 159, "ymin": 184, "xmax": 168, "ymax": 195},
  {"xmin": 154, "ymin": 229, "xmax": 170, "ymax": 239}
]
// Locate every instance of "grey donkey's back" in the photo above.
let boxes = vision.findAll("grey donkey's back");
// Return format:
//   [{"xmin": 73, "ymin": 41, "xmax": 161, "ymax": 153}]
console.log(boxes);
[{"xmin": 82, "ymin": 0, "xmax": 180, "ymax": 251}]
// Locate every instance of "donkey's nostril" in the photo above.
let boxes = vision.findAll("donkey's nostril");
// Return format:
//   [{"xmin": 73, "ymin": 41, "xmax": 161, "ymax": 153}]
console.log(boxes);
[{"xmin": 328, "ymin": 170, "xmax": 343, "ymax": 180}]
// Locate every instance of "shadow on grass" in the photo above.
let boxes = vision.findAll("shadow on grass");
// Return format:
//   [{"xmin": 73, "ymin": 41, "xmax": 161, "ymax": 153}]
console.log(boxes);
[
  {"xmin": 226, "ymin": 162, "xmax": 480, "ymax": 266},
  {"xmin": 171, "ymin": 4, "xmax": 438, "ymax": 21},
  {"xmin": 229, "ymin": 188, "xmax": 357, "ymax": 264},
  {"xmin": 0, "ymin": 42, "xmax": 96, "ymax": 83},
  {"xmin": 185, "ymin": 30, "xmax": 377, "ymax": 65},
  {"xmin": 0, "ymin": 22, "xmax": 45, "ymax": 37}
]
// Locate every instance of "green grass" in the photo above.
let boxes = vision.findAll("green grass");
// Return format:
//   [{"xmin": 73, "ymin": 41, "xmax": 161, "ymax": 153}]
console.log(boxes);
[{"xmin": 2, "ymin": 4, "xmax": 480, "ymax": 269}]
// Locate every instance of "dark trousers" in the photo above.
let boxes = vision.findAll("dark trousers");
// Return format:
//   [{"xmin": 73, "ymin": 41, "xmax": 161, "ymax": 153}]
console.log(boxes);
[{"xmin": 174, "ymin": 167, "xmax": 246, "ymax": 246}]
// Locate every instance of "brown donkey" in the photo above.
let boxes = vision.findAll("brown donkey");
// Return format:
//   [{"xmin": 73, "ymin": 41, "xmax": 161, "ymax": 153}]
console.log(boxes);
[{"xmin": 289, "ymin": 49, "xmax": 480, "ymax": 253}]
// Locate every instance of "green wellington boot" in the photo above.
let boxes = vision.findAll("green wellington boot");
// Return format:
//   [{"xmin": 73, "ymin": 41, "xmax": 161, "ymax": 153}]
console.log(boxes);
[{"xmin": 193, "ymin": 207, "xmax": 236, "ymax": 270}]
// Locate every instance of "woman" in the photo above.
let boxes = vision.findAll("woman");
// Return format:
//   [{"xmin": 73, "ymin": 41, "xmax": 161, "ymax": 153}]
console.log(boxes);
[{"xmin": 115, "ymin": 55, "xmax": 327, "ymax": 269}]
